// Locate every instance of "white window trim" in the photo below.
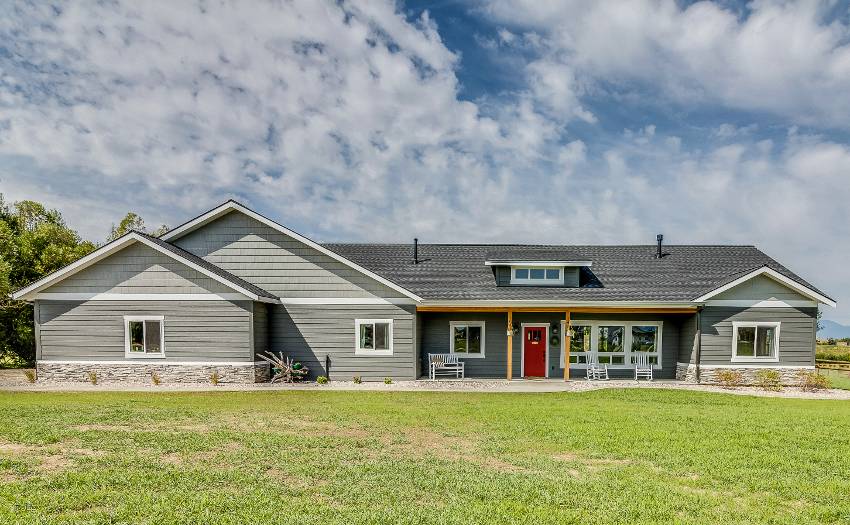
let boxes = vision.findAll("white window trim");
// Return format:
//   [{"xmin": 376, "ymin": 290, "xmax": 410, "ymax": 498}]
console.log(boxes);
[
  {"xmin": 354, "ymin": 319, "xmax": 394, "ymax": 356},
  {"xmin": 731, "ymin": 321, "xmax": 780, "ymax": 363},
  {"xmin": 124, "ymin": 315, "xmax": 166, "ymax": 359},
  {"xmin": 449, "ymin": 321, "xmax": 486, "ymax": 358},
  {"xmin": 560, "ymin": 320, "xmax": 663, "ymax": 369},
  {"xmin": 510, "ymin": 266, "xmax": 563, "ymax": 285}
]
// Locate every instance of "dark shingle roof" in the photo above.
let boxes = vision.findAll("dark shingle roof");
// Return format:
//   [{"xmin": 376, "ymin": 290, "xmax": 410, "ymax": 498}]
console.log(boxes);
[
  {"xmin": 484, "ymin": 248, "xmax": 589, "ymax": 263},
  {"xmin": 138, "ymin": 232, "xmax": 278, "ymax": 300},
  {"xmin": 322, "ymin": 243, "xmax": 831, "ymax": 303}
]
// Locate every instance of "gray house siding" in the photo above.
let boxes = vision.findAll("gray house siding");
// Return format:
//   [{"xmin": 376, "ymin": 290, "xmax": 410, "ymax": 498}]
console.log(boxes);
[
  {"xmin": 47, "ymin": 242, "xmax": 235, "ymax": 295},
  {"xmin": 418, "ymin": 312, "xmax": 690, "ymax": 379},
  {"xmin": 700, "ymin": 306, "xmax": 817, "ymax": 366},
  {"xmin": 173, "ymin": 210, "xmax": 407, "ymax": 299},
  {"xmin": 267, "ymin": 304, "xmax": 416, "ymax": 380},
  {"xmin": 37, "ymin": 300, "xmax": 253, "ymax": 362},
  {"xmin": 712, "ymin": 275, "xmax": 813, "ymax": 302},
  {"xmin": 678, "ymin": 313, "xmax": 698, "ymax": 364},
  {"xmin": 253, "ymin": 302, "xmax": 268, "ymax": 355}
]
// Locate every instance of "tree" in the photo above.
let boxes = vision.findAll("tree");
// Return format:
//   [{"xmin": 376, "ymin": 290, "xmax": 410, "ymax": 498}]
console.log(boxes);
[
  {"xmin": 816, "ymin": 308, "xmax": 824, "ymax": 332},
  {"xmin": 0, "ymin": 195, "xmax": 96, "ymax": 365},
  {"xmin": 107, "ymin": 212, "xmax": 168, "ymax": 242}
]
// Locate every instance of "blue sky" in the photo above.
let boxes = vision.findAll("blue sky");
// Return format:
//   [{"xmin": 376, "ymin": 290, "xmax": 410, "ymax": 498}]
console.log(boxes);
[{"xmin": 1, "ymin": 0, "xmax": 849, "ymax": 322}]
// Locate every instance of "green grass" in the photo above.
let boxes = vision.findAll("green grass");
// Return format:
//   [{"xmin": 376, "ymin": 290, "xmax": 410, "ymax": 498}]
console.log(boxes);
[{"xmin": 1, "ymin": 390, "xmax": 849, "ymax": 524}]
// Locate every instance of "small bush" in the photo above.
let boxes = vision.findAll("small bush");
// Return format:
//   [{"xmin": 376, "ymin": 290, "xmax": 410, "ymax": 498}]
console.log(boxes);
[
  {"xmin": 151, "ymin": 372, "xmax": 161, "ymax": 386},
  {"xmin": 816, "ymin": 349, "xmax": 850, "ymax": 362},
  {"xmin": 353, "ymin": 376, "xmax": 362, "ymax": 384},
  {"xmin": 23, "ymin": 369, "xmax": 36, "ymax": 383},
  {"xmin": 755, "ymin": 369, "xmax": 782, "ymax": 391},
  {"xmin": 715, "ymin": 369, "xmax": 743, "ymax": 389},
  {"xmin": 798, "ymin": 370, "xmax": 829, "ymax": 391},
  {"xmin": 87, "ymin": 371, "xmax": 98, "ymax": 385},
  {"xmin": 384, "ymin": 377, "xmax": 393, "ymax": 385},
  {"xmin": 316, "ymin": 375, "xmax": 328, "ymax": 385},
  {"xmin": 209, "ymin": 371, "xmax": 220, "ymax": 385}
]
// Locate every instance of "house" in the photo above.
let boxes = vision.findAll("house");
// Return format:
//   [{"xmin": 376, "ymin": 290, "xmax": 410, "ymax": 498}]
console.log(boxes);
[{"xmin": 11, "ymin": 200, "xmax": 836, "ymax": 384}]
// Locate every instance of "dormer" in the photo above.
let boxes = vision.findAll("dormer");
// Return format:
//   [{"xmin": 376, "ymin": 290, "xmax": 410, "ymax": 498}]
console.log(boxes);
[{"xmin": 484, "ymin": 250, "xmax": 592, "ymax": 288}]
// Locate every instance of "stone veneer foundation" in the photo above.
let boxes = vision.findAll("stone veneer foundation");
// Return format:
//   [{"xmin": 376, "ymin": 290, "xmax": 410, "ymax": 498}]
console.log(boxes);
[
  {"xmin": 675, "ymin": 362, "xmax": 812, "ymax": 385},
  {"xmin": 36, "ymin": 361, "xmax": 271, "ymax": 384}
]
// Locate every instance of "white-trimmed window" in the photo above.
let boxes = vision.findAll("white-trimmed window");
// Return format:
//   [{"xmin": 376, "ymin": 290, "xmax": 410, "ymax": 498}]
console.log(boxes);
[
  {"xmin": 560, "ymin": 320, "xmax": 663, "ymax": 368},
  {"xmin": 511, "ymin": 267, "xmax": 562, "ymax": 285},
  {"xmin": 450, "ymin": 321, "xmax": 486, "ymax": 358},
  {"xmin": 355, "ymin": 319, "xmax": 393, "ymax": 356},
  {"xmin": 732, "ymin": 321, "xmax": 780, "ymax": 362},
  {"xmin": 124, "ymin": 316, "xmax": 165, "ymax": 358}
]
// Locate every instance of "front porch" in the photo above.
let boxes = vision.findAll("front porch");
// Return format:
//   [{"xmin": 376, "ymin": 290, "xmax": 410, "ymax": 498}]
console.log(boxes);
[{"xmin": 416, "ymin": 306, "xmax": 699, "ymax": 381}]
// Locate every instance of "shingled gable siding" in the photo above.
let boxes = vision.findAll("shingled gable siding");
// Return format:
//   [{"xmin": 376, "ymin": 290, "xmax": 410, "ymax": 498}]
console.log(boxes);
[
  {"xmin": 699, "ymin": 306, "xmax": 817, "ymax": 367},
  {"xmin": 418, "ymin": 311, "xmax": 691, "ymax": 379},
  {"xmin": 38, "ymin": 300, "xmax": 253, "ymax": 362},
  {"xmin": 172, "ymin": 210, "xmax": 408, "ymax": 299},
  {"xmin": 46, "ymin": 242, "xmax": 237, "ymax": 295},
  {"xmin": 268, "ymin": 304, "xmax": 415, "ymax": 381}
]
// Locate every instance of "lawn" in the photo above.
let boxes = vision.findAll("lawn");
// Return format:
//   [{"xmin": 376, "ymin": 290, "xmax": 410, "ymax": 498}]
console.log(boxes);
[{"xmin": 0, "ymin": 390, "xmax": 849, "ymax": 524}]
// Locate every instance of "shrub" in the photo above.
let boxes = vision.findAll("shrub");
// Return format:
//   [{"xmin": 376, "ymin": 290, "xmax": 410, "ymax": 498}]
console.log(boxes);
[
  {"xmin": 353, "ymin": 376, "xmax": 362, "ymax": 384},
  {"xmin": 87, "ymin": 371, "xmax": 98, "ymax": 385},
  {"xmin": 816, "ymin": 349, "xmax": 850, "ymax": 362},
  {"xmin": 209, "ymin": 371, "xmax": 220, "ymax": 385},
  {"xmin": 715, "ymin": 369, "xmax": 743, "ymax": 389},
  {"xmin": 798, "ymin": 371, "xmax": 829, "ymax": 391},
  {"xmin": 384, "ymin": 377, "xmax": 393, "ymax": 385},
  {"xmin": 316, "ymin": 375, "xmax": 328, "ymax": 385},
  {"xmin": 755, "ymin": 369, "xmax": 782, "ymax": 391},
  {"xmin": 151, "ymin": 372, "xmax": 161, "ymax": 386},
  {"xmin": 23, "ymin": 369, "xmax": 36, "ymax": 383}
]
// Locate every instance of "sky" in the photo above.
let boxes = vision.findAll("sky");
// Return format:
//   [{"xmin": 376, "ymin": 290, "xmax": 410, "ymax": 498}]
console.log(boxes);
[{"xmin": 1, "ymin": 0, "xmax": 849, "ymax": 321}]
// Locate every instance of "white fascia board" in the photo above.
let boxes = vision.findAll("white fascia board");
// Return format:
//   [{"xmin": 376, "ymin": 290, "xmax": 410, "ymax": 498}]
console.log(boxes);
[
  {"xmin": 11, "ymin": 233, "xmax": 262, "ymax": 302},
  {"xmin": 483, "ymin": 261, "xmax": 592, "ymax": 267},
  {"xmin": 160, "ymin": 201, "xmax": 423, "ymax": 302},
  {"xmin": 693, "ymin": 267, "xmax": 836, "ymax": 307},
  {"xmin": 419, "ymin": 300, "xmax": 697, "ymax": 308}
]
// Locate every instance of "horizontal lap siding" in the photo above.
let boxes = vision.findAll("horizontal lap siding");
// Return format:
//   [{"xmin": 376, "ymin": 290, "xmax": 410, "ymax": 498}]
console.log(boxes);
[
  {"xmin": 700, "ymin": 307, "xmax": 817, "ymax": 366},
  {"xmin": 253, "ymin": 302, "xmax": 268, "ymax": 354},
  {"xmin": 38, "ymin": 300, "xmax": 252, "ymax": 362},
  {"xmin": 678, "ymin": 314, "xmax": 698, "ymax": 364},
  {"xmin": 268, "ymin": 304, "xmax": 415, "ymax": 380},
  {"xmin": 48, "ymin": 243, "xmax": 234, "ymax": 294},
  {"xmin": 173, "ymin": 211, "xmax": 406, "ymax": 299},
  {"xmin": 419, "ymin": 312, "xmax": 690, "ymax": 379}
]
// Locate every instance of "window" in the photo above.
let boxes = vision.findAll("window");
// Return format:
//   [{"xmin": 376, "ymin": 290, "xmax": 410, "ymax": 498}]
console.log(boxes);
[
  {"xmin": 124, "ymin": 316, "xmax": 165, "ymax": 358},
  {"xmin": 631, "ymin": 325, "xmax": 660, "ymax": 365},
  {"xmin": 560, "ymin": 321, "xmax": 663, "ymax": 368},
  {"xmin": 450, "ymin": 321, "xmax": 486, "ymax": 358},
  {"xmin": 568, "ymin": 325, "xmax": 591, "ymax": 364},
  {"xmin": 597, "ymin": 325, "xmax": 625, "ymax": 364},
  {"xmin": 511, "ymin": 267, "xmax": 562, "ymax": 285},
  {"xmin": 355, "ymin": 319, "xmax": 393, "ymax": 356},
  {"xmin": 732, "ymin": 321, "xmax": 780, "ymax": 362}
]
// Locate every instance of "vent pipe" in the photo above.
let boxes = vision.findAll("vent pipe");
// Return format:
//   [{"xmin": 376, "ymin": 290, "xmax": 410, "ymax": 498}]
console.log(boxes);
[
  {"xmin": 413, "ymin": 238, "xmax": 419, "ymax": 264},
  {"xmin": 656, "ymin": 234, "xmax": 663, "ymax": 259}
]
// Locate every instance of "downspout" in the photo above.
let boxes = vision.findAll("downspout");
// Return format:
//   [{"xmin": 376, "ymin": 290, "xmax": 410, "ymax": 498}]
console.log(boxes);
[{"xmin": 695, "ymin": 306, "xmax": 703, "ymax": 383}]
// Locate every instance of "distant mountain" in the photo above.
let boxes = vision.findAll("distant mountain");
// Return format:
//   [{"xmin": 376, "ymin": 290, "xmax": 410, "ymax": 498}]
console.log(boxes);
[{"xmin": 819, "ymin": 320, "xmax": 850, "ymax": 339}]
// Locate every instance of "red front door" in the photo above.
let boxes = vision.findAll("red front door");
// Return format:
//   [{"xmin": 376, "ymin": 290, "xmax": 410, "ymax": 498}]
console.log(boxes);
[{"xmin": 523, "ymin": 326, "xmax": 547, "ymax": 377}]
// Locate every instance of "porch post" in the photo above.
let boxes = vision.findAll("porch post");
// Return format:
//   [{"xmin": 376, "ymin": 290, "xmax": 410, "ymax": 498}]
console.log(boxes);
[
  {"xmin": 564, "ymin": 310, "xmax": 571, "ymax": 381},
  {"xmin": 506, "ymin": 309, "xmax": 513, "ymax": 380}
]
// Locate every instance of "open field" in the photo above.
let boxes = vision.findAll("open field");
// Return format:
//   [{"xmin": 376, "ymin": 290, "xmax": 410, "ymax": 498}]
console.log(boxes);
[{"xmin": 0, "ymin": 390, "xmax": 849, "ymax": 524}]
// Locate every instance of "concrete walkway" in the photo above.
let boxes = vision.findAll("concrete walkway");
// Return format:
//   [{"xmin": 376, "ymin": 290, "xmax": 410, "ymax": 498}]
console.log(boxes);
[{"xmin": 2, "ymin": 369, "xmax": 849, "ymax": 399}]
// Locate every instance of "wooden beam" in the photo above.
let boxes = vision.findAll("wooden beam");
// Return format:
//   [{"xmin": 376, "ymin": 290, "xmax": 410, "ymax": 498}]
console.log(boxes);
[
  {"xmin": 506, "ymin": 309, "xmax": 513, "ymax": 381},
  {"xmin": 564, "ymin": 310, "xmax": 570, "ymax": 381},
  {"xmin": 416, "ymin": 306, "xmax": 697, "ymax": 314}
]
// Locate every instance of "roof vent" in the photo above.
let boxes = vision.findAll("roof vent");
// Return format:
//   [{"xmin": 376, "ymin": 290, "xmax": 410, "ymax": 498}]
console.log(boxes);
[
  {"xmin": 413, "ymin": 238, "xmax": 419, "ymax": 265},
  {"xmin": 656, "ymin": 234, "xmax": 663, "ymax": 259}
]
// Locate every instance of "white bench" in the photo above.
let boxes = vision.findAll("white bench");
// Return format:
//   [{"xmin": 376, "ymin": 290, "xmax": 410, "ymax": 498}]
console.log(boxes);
[{"xmin": 428, "ymin": 353, "xmax": 465, "ymax": 380}]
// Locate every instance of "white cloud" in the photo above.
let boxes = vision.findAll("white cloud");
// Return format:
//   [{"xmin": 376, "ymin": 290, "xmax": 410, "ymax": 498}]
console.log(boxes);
[{"xmin": 482, "ymin": 0, "xmax": 850, "ymax": 127}]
